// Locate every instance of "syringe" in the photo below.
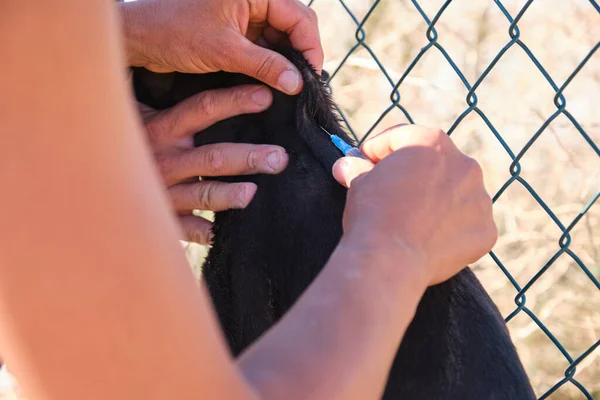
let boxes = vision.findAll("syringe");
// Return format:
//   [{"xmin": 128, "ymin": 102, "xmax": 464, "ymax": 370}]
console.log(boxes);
[{"xmin": 319, "ymin": 126, "xmax": 372, "ymax": 162}]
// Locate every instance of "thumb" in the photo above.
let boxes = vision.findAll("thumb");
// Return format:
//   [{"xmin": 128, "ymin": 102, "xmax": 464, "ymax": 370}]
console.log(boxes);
[
  {"xmin": 224, "ymin": 38, "xmax": 304, "ymax": 95},
  {"xmin": 332, "ymin": 157, "xmax": 375, "ymax": 188}
]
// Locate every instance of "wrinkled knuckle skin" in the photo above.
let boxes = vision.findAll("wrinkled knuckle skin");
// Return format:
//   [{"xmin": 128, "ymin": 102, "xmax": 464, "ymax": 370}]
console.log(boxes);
[
  {"xmin": 204, "ymin": 146, "xmax": 225, "ymax": 175},
  {"xmin": 195, "ymin": 92, "xmax": 216, "ymax": 117},
  {"xmin": 234, "ymin": 86, "xmax": 254, "ymax": 111},
  {"xmin": 196, "ymin": 182, "xmax": 215, "ymax": 211},
  {"xmin": 255, "ymin": 55, "xmax": 278, "ymax": 81},
  {"xmin": 246, "ymin": 149, "xmax": 259, "ymax": 171}
]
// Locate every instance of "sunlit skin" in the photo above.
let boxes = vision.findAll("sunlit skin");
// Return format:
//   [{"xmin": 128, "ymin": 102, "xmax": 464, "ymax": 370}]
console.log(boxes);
[{"xmin": 0, "ymin": 1, "xmax": 496, "ymax": 399}]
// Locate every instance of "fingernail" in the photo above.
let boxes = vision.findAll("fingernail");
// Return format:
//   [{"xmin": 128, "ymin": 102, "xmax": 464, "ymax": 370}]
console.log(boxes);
[
  {"xmin": 237, "ymin": 184, "xmax": 257, "ymax": 208},
  {"xmin": 251, "ymin": 87, "xmax": 271, "ymax": 106},
  {"xmin": 237, "ymin": 185, "xmax": 248, "ymax": 208},
  {"xmin": 277, "ymin": 69, "xmax": 300, "ymax": 94},
  {"xmin": 333, "ymin": 158, "xmax": 350, "ymax": 187},
  {"xmin": 266, "ymin": 151, "xmax": 282, "ymax": 171}
]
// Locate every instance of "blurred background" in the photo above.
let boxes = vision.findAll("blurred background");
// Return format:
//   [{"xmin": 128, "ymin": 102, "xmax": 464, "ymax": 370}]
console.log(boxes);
[{"xmin": 1, "ymin": 0, "xmax": 598, "ymax": 399}]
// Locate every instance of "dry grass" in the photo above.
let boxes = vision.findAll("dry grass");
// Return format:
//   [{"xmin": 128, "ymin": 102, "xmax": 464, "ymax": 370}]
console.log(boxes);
[{"xmin": 2, "ymin": 0, "xmax": 598, "ymax": 399}]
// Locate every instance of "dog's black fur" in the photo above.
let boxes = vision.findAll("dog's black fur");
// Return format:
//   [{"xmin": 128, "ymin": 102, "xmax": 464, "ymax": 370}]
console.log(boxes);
[{"xmin": 132, "ymin": 46, "xmax": 536, "ymax": 400}]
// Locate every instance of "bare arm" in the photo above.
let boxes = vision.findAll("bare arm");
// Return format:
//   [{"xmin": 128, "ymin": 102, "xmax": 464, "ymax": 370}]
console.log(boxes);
[
  {"xmin": 238, "ymin": 234, "xmax": 426, "ymax": 399},
  {"xmin": 0, "ymin": 1, "xmax": 252, "ymax": 399},
  {"xmin": 0, "ymin": 1, "xmax": 495, "ymax": 400}
]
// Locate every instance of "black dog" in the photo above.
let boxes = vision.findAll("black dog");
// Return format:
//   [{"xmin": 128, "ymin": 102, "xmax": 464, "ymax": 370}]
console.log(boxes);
[{"xmin": 132, "ymin": 47, "xmax": 536, "ymax": 400}]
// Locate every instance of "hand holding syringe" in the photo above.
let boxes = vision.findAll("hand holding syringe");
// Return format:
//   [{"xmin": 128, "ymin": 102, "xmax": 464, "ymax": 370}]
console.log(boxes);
[{"xmin": 319, "ymin": 126, "xmax": 373, "ymax": 163}]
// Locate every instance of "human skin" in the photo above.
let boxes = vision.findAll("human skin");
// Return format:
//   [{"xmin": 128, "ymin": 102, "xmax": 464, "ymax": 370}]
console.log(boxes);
[
  {"xmin": 117, "ymin": 0, "xmax": 324, "ymax": 93},
  {"xmin": 135, "ymin": 89, "xmax": 290, "ymax": 244},
  {"xmin": 117, "ymin": 0, "xmax": 326, "ymax": 243},
  {"xmin": 0, "ymin": 2, "xmax": 496, "ymax": 400}
]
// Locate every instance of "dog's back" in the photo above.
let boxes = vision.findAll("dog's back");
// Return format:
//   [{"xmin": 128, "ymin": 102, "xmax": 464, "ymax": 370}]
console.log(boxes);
[{"xmin": 132, "ymin": 47, "xmax": 536, "ymax": 399}]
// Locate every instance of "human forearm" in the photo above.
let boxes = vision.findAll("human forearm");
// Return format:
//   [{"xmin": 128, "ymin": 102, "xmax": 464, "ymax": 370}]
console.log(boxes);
[
  {"xmin": 237, "ymin": 231, "xmax": 427, "ymax": 400},
  {"xmin": 0, "ymin": 2, "xmax": 256, "ymax": 399}
]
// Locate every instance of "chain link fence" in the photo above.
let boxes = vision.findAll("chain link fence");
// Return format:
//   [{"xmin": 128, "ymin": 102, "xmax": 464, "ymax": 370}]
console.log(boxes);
[
  {"xmin": 0, "ymin": 1, "xmax": 596, "ymax": 400},
  {"xmin": 304, "ymin": 0, "xmax": 599, "ymax": 398}
]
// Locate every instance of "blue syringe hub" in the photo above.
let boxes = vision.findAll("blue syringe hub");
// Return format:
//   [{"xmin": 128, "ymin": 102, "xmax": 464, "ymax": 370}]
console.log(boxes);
[
  {"xmin": 319, "ymin": 125, "xmax": 371, "ymax": 161},
  {"xmin": 330, "ymin": 135, "xmax": 354, "ymax": 155},
  {"xmin": 330, "ymin": 135, "xmax": 370, "ymax": 160}
]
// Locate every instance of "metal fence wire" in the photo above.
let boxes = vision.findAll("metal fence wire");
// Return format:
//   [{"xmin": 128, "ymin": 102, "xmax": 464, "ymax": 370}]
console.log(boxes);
[{"xmin": 306, "ymin": 0, "xmax": 600, "ymax": 399}]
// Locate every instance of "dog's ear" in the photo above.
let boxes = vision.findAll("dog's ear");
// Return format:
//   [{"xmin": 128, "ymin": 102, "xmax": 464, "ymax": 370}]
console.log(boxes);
[
  {"xmin": 131, "ymin": 67, "xmax": 178, "ymax": 110},
  {"xmin": 289, "ymin": 61, "xmax": 354, "ymax": 173}
]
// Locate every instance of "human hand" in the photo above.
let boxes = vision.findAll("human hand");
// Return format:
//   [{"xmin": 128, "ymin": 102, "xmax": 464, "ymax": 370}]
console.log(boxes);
[
  {"xmin": 140, "ymin": 84, "xmax": 289, "ymax": 244},
  {"xmin": 332, "ymin": 125, "xmax": 497, "ymax": 286},
  {"xmin": 119, "ymin": 0, "xmax": 323, "ymax": 95}
]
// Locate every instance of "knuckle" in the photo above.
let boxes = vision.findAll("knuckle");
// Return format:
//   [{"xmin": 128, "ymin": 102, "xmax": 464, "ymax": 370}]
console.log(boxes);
[
  {"xmin": 255, "ymin": 54, "xmax": 278, "ymax": 80},
  {"xmin": 232, "ymin": 86, "xmax": 253, "ymax": 110},
  {"xmin": 194, "ymin": 92, "xmax": 216, "ymax": 117},
  {"xmin": 246, "ymin": 148, "xmax": 259, "ymax": 171},
  {"xmin": 409, "ymin": 127, "xmax": 450, "ymax": 156},
  {"xmin": 195, "ymin": 182, "xmax": 215, "ymax": 210},
  {"xmin": 307, "ymin": 7, "xmax": 318, "ymax": 23},
  {"xmin": 429, "ymin": 128, "xmax": 449, "ymax": 146},
  {"xmin": 246, "ymin": 0, "xmax": 267, "ymax": 18},
  {"xmin": 480, "ymin": 221, "xmax": 499, "ymax": 255},
  {"xmin": 473, "ymin": 161, "xmax": 484, "ymax": 182},
  {"xmin": 465, "ymin": 156, "xmax": 485, "ymax": 185},
  {"xmin": 203, "ymin": 146, "xmax": 225, "ymax": 174}
]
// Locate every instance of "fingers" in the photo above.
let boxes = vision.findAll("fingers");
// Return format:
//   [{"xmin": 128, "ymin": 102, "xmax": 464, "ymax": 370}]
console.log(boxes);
[
  {"xmin": 222, "ymin": 0, "xmax": 323, "ymax": 94},
  {"xmin": 263, "ymin": 26, "xmax": 290, "ymax": 48},
  {"xmin": 179, "ymin": 215, "xmax": 214, "ymax": 245},
  {"xmin": 361, "ymin": 124, "xmax": 454, "ymax": 163},
  {"xmin": 265, "ymin": 0, "xmax": 324, "ymax": 73},
  {"xmin": 332, "ymin": 157, "xmax": 375, "ymax": 188},
  {"xmin": 253, "ymin": 28, "xmax": 291, "ymax": 51},
  {"xmin": 176, "ymin": 181, "xmax": 262, "ymax": 245},
  {"xmin": 224, "ymin": 38, "xmax": 304, "ymax": 95},
  {"xmin": 169, "ymin": 181, "xmax": 258, "ymax": 212},
  {"xmin": 146, "ymin": 85, "xmax": 273, "ymax": 148},
  {"xmin": 157, "ymin": 143, "xmax": 289, "ymax": 186}
]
